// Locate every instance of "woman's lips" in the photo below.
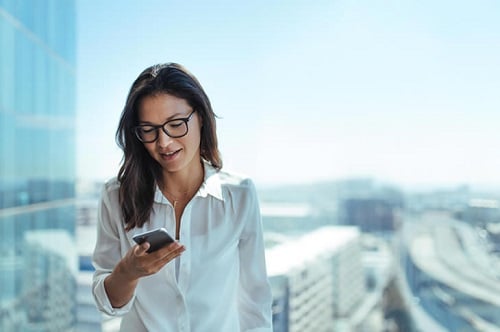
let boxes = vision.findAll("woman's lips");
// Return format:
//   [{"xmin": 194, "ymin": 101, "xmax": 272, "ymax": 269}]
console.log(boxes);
[{"xmin": 160, "ymin": 149, "xmax": 180, "ymax": 161}]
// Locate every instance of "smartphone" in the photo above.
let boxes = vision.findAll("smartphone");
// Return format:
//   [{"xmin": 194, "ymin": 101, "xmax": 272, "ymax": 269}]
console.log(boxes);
[{"xmin": 132, "ymin": 228, "xmax": 175, "ymax": 253}]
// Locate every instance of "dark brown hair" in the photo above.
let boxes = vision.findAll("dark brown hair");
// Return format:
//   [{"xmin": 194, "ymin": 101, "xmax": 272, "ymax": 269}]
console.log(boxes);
[{"xmin": 115, "ymin": 63, "xmax": 222, "ymax": 230}]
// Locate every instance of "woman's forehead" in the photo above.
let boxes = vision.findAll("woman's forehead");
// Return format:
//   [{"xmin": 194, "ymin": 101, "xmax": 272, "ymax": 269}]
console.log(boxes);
[{"xmin": 138, "ymin": 94, "xmax": 192, "ymax": 120}]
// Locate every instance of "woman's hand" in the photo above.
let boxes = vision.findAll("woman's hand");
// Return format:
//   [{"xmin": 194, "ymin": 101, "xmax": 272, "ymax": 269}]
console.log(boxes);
[
  {"xmin": 104, "ymin": 241, "xmax": 185, "ymax": 308},
  {"xmin": 118, "ymin": 241, "xmax": 186, "ymax": 280}
]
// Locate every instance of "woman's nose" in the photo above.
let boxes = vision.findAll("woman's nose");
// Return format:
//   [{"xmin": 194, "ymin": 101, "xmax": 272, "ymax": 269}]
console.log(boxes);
[{"xmin": 157, "ymin": 128, "xmax": 173, "ymax": 147}]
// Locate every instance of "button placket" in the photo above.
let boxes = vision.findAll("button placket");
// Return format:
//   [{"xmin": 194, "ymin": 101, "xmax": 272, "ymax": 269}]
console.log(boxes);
[
  {"xmin": 176, "ymin": 292, "xmax": 190, "ymax": 332},
  {"xmin": 177, "ymin": 201, "xmax": 192, "ymax": 292}
]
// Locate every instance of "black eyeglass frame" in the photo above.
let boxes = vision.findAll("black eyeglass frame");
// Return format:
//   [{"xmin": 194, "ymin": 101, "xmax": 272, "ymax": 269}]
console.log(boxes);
[{"xmin": 133, "ymin": 110, "xmax": 196, "ymax": 143}]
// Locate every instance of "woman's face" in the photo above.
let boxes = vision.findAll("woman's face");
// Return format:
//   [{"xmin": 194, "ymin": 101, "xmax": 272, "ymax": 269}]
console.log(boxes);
[{"xmin": 137, "ymin": 93, "xmax": 202, "ymax": 174}]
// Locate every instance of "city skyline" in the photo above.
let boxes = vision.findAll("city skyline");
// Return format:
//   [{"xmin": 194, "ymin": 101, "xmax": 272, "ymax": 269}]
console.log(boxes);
[
  {"xmin": 3, "ymin": 2, "xmax": 499, "ymax": 331},
  {"xmin": 76, "ymin": 0, "xmax": 500, "ymax": 190}
]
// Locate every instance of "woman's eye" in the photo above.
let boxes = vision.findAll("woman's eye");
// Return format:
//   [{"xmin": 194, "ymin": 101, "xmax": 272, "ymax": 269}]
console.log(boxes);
[
  {"xmin": 167, "ymin": 121, "xmax": 183, "ymax": 128},
  {"xmin": 141, "ymin": 127, "xmax": 156, "ymax": 133}
]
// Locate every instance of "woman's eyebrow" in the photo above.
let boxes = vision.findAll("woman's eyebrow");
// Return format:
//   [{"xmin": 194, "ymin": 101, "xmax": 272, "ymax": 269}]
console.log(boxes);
[{"xmin": 138, "ymin": 111, "xmax": 190, "ymax": 125}]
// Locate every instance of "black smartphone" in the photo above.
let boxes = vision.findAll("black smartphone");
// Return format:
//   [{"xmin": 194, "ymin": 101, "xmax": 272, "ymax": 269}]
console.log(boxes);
[{"xmin": 132, "ymin": 228, "xmax": 175, "ymax": 253}]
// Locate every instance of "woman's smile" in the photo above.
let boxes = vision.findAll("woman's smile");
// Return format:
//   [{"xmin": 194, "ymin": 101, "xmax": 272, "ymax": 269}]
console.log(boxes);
[{"xmin": 160, "ymin": 149, "xmax": 181, "ymax": 161}]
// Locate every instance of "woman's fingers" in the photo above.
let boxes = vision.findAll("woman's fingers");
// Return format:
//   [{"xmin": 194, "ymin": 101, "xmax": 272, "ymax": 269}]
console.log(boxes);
[
  {"xmin": 133, "ymin": 242, "xmax": 186, "ymax": 275},
  {"xmin": 154, "ymin": 242, "xmax": 186, "ymax": 265},
  {"xmin": 162, "ymin": 244, "xmax": 186, "ymax": 262},
  {"xmin": 134, "ymin": 242, "xmax": 150, "ymax": 256}
]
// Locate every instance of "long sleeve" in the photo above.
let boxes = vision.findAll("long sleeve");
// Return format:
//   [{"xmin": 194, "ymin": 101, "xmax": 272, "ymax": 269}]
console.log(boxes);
[
  {"xmin": 92, "ymin": 180, "xmax": 135, "ymax": 316},
  {"xmin": 237, "ymin": 180, "xmax": 273, "ymax": 331}
]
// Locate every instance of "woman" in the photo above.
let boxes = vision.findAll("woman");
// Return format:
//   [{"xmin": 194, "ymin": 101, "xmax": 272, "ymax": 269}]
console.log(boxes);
[{"xmin": 92, "ymin": 63, "xmax": 273, "ymax": 331}]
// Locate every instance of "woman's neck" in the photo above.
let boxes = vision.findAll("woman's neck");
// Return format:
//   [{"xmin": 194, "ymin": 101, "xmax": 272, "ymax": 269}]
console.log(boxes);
[{"xmin": 161, "ymin": 161, "xmax": 204, "ymax": 196}]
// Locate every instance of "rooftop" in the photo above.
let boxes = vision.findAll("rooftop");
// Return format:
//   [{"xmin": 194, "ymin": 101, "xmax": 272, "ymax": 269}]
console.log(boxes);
[{"xmin": 266, "ymin": 226, "xmax": 360, "ymax": 276}]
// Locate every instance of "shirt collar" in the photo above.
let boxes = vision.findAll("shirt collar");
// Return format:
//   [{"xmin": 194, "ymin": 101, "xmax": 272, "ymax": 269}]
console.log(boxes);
[
  {"xmin": 154, "ymin": 161, "xmax": 224, "ymax": 203},
  {"xmin": 198, "ymin": 161, "xmax": 224, "ymax": 201}
]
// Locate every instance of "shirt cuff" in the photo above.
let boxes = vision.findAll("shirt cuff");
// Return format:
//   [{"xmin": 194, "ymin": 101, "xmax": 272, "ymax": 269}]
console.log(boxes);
[{"xmin": 93, "ymin": 275, "xmax": 135, "ymax": 316}]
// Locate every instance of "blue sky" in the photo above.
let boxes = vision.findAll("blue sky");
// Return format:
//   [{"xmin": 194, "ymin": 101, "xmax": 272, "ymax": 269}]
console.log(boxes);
[{"xmin": 76, "ymin": 0, "xmax": 500, "ymax": 189}]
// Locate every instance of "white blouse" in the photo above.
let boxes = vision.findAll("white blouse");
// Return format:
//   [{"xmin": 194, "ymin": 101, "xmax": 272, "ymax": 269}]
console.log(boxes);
[{"xmin": 92, "ymin": 163, "xmax": 273, "ymax": 332}]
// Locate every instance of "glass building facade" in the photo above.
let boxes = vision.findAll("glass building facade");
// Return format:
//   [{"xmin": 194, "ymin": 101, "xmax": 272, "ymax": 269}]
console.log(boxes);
[{"xmin": 0, "ymin": 1, "xmax": 77, "ymax": 331}]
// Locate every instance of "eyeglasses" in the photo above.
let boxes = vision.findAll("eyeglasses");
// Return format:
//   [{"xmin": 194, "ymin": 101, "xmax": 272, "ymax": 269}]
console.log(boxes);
[{"xmin": 133, "ymin": 111, "xmax": 196, "ymax": 143}]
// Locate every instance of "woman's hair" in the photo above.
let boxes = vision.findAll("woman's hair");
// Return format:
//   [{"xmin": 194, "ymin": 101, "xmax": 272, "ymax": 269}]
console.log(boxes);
[{"xmin": 115, "ymin": 63, "xmax": 222, "ymax": 230}]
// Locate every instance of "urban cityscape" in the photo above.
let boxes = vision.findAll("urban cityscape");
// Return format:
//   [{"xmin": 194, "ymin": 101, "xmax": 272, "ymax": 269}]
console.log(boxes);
[{"xmin": 2, "ymin": 1, "xmax": 500, "ymax": 332}]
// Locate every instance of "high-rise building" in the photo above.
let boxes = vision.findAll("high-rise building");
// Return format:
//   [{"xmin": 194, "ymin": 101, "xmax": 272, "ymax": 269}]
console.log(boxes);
[
  {"xmin": 0, "ymin": 1, "xmax": 77, "ymax": 330},
  {"xmin": 266, "ymin": 226, "xmax": 366, "ymax": 332},
  {"xmin": 340, "ymin": 198, "xmax": 399, "ymax": 232}
]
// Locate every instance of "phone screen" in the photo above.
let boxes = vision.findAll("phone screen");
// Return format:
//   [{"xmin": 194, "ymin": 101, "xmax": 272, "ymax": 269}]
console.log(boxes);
[{"xmin": 132, "ymin": 228, "xmax": 175, "ymax": 253}]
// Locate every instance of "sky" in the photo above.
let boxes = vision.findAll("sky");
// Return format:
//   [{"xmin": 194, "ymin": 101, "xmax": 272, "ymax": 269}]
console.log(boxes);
[{"xmin": 76, "ymin": 0, "xmax": 500, "ymax": 190}]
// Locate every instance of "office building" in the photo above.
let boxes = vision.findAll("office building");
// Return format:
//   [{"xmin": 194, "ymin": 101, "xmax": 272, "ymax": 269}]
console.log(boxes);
[
  {"xmin": 0, "ymin": 1, "xmax": 77, "ymax": 330},
  {"xmin": 266, "ymin": 226, "xmax": 366, "ymax": 332},
  {"xmin": 340, "ymin": 198, "xmax": 398, "ymax": 232}
]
